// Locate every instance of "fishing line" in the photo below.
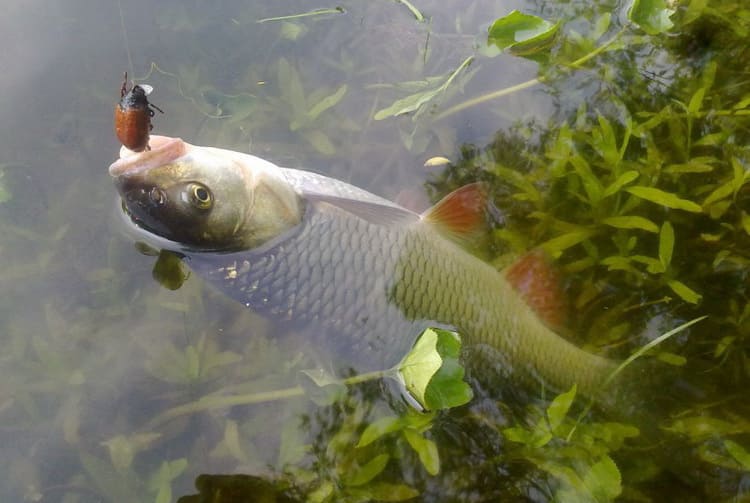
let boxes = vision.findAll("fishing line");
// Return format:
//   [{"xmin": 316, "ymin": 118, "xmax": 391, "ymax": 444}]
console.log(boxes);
[{"xmin": 117, "ymin": 0, "xmax": 135, "ymax": 81}]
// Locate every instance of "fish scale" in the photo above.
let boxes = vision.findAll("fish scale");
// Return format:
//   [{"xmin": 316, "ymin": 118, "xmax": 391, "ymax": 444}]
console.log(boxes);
[{"xmin": 187, "ymin": 199, "xmax": 616, "ymax": 396}]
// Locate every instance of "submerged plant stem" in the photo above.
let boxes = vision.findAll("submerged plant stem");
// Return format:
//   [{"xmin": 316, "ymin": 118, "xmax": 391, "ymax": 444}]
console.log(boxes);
[
  {"xmin": 144, "ymin": 369, "xmax": 390, "ymax": 429},
  {"xmin": 435, "ymin": 27, "xmax": 627, "ymax": 120}
]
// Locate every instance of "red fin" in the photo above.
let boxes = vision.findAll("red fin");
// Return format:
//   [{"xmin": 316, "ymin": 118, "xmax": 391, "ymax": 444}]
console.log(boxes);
[
  {"xmin": 421, "ymin": 183, "xmax": 488, "ymax": 243},
  {"xmin": 505, "ymin": 250, "xmax": 568, "ymax": 331}
]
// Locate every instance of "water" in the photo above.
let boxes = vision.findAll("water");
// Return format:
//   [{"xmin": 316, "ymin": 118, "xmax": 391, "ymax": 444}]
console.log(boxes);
[{"xmin": 2, "ymin": 0, "xmax": 749, "ymax": 501}]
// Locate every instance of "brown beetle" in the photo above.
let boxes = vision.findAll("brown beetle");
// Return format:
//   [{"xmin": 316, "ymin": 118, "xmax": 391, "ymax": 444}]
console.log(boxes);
[{"xmin": 114, "ymin": 72, "xmax": 163, "ymax": 152}]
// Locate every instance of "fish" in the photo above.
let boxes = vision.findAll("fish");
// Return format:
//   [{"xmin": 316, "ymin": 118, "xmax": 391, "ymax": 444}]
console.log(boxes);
[{"xmin": 109, "ymin": 136, "xmax": 617, "ymax": 398}]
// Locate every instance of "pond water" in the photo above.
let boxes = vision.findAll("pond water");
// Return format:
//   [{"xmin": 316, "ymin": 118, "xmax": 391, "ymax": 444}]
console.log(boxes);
[{"xmin": 2, "ymin": 0, "xmax": 749, "ymax": 501}]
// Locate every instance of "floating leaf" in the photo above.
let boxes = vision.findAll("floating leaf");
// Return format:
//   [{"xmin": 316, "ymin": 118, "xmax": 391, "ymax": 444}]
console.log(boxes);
[
  {"xmin": 374, "ymin": 57, "xmax": 473, "ymax": 120},
  {"xmin": 397, "ymin": 328, "xmax": 473, "ymax": 410},
  {"xmin": 487, "ymin": 10, "xmax": 561, "ymax": 57},
  {"xmin": 626, "ymin": 186, "xmax": 702, "ymax": 212},
  {"xmin": 627, "ymin": 0, "xmax": 675, "ymax": 35},
  {"xmin": 601, "ymin": 216, "xmax": 659, "ymax": 233}
]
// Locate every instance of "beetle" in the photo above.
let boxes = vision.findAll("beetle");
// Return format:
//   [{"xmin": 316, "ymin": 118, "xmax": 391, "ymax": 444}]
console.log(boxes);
[{"xmin": 114, "ymin": 72, "xmax": 163, "ymax": 152}]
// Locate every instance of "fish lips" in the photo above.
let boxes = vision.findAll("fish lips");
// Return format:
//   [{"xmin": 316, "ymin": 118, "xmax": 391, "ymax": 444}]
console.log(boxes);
[
  {"xmin": 109, "ymin": 136, "xmax": 187, "ymax": 177},
  {"xmin": 110, "ymin": 136, "xmax": 188, "ymax": 238}
]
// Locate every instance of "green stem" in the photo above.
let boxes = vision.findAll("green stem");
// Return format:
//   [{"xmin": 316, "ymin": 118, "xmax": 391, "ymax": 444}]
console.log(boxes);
[
  {"xmin": 144, "ymin": 368, "xmax": 391, "ymax": 429},
  {"xmin": 394, "ymin": 0, "xmax": 425, "ymax": 22},
  {"xmin": 435, "ymin": 27, "xmax": 628, "ymax": 120}
]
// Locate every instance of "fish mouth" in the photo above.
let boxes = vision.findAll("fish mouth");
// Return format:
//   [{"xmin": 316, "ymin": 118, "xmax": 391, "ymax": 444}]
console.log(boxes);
[{"xmin": 108, "ymin": 136, "xmax": 187, "ymax": 177}]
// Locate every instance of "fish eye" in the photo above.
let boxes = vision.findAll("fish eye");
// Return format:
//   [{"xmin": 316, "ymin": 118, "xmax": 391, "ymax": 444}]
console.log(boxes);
[{"xmin": 187, "ymin": 183, "xmax": 212, "ymax": 210}]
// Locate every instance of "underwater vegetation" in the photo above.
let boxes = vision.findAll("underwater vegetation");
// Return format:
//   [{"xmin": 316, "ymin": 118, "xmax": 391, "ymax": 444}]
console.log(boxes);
[{"xmin": 2, "ymin": 0, "xmax": 750, "ymax": 501}]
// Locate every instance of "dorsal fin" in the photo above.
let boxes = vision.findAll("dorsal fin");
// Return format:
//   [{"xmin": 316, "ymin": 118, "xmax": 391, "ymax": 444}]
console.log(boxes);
[
  {"xmin": 504, "ymin": 250, "xmax": 568, "ymax": 331},
  {"xmin": 421, "ymin": 183, "xmax": 489, "ymax": 244}
]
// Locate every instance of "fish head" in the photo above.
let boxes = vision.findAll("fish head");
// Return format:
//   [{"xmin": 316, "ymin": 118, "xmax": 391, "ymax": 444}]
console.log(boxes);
[{"xmin": 109, "ymin": 136, "xmax": 303, "ymax": 251}]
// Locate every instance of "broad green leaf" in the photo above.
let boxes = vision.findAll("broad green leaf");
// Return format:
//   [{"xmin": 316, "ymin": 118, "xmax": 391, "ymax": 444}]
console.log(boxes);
[
  {"xmin": 626, "ymin": 186, "xmax": 702, "ymax": 212},
  {"xmin": 658, "ymin": 221, "xmax": 674, "ymax": 269},
  {"xmin": 398, "ymin": 329, "xmax": 442, "ymax": 408},
  {"xmin": 374, "ymin": 57, "xmax": 473, "ymax": 120},
  {"xmin": 357, "ymin": 416, "xmax": 401, "ymax": 448},
  {"xmin": 403, "ymin": 429, "xmax": 440, "ymax": 475},
  {"xmin": 422, "ymin": 330, "xmax": 473, "ymax": 410},
  {"xmin": 601, "ymin": 216, "xmax": 658, "ymax": 233},
  {"xmin": 628, "ymin": 0, "xmax": 675, "ymax": 35},
  {"xmin": 547, "ymin": 384, "xmax": 576, "ymax": 432},
  {"xmin": 583, "ymin": 455, "xmax": 622, "ymax": 501},
  {"xmin": 346, "ymin": 454, "xmax": 390, "ymax": 486},
  {"xmin": 667, "ymin": 280, "xmax": 702, "ymax": 304},
  {"xmin": 724, "ymin": 440, "xmax": 750, "ymax": 470},
  {"xmin": 487, "ymin": 10, "xmax": 560, "ymax": 56},
  {"xmin": 702, "ymin": 181, "xmax": 734, "ymax": 207},
  {"xmin": 398, "ymin": 328, "xmax": 473, "ymax": 410}
]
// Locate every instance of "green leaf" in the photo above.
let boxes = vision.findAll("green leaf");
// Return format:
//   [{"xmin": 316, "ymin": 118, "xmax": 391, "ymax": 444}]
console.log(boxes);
[
  {"xmin": 403, "ymin": 429, "xmax": 440, "ymax": 475},
  {"xmin": 724, "ymin": 440, "xmax": 750, "ymax": 470},
  {"xmin": 487, "ymin": 10, "xmax": 561, "ymax": 56},
  {"xmin": 277, "ymin": 57, "xmax": 306, "ymax": 115},
  {"xmin": 398, "ymin": 328, "xmax": 473, "ymax": 410},
  {"xmin": 398, "ymin": 329, "xmax": 442, "ymax": 408},
  {"xmin": 357, "ymin": 416, "xmax": 401, "ymax": 448},
  {"xmin": 602, "ymin": 170, "xmax": 639, "ymax": 198},
  {"xmin": 353, "ymin": 482, "xmax": 420, "ymax": 501},
  {"xmin": 374, "ymin": 57, "xmax": 473, "ymax": 120},
  {"xmin": 667, "ymin": 280, "xmax": 702, "ymax": 304},
  {"xmin": 658, "ymin": 221, "xmax": 674, "ymax": 269},
  {"xmin": 656, "ymin": 351, "xmax": 687, "ymax": 366},
  {"xmin": 583, "ymin": 455, "xmax": 622, "ymax": 501},
  {"xmin": 540, "ymin": 229, "xmax": 597, "ymax": 258},
  {"xmin": 628, "ymin": 0, "xmax": 675, "ymax": 35},
  {"xmin": 547, "ymin": 384, "xmax": 577, "ymax": 432},
  {"xmin": 346, "ymin": 454, "xmax": 390, "ymax": 486},
  {"xmin": 601, "ymin": 216, "xmax": 659, "ymax": 233},
  {"xmin": 306, "ymin": 84, "xmax": 347, "ymax": 122},
  {"xmin": 626, "ymin": 186, "xmax": 702, "ymax": 212},
  {"xmin": 152, "ymin": 250, "xmax": 188, "ymax": 290}
]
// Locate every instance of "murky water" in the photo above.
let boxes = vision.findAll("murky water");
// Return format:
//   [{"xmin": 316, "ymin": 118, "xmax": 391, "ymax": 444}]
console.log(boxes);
[{"xmin": 2, "ymin": 0, "xmax": 749, "ymax": 501}]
